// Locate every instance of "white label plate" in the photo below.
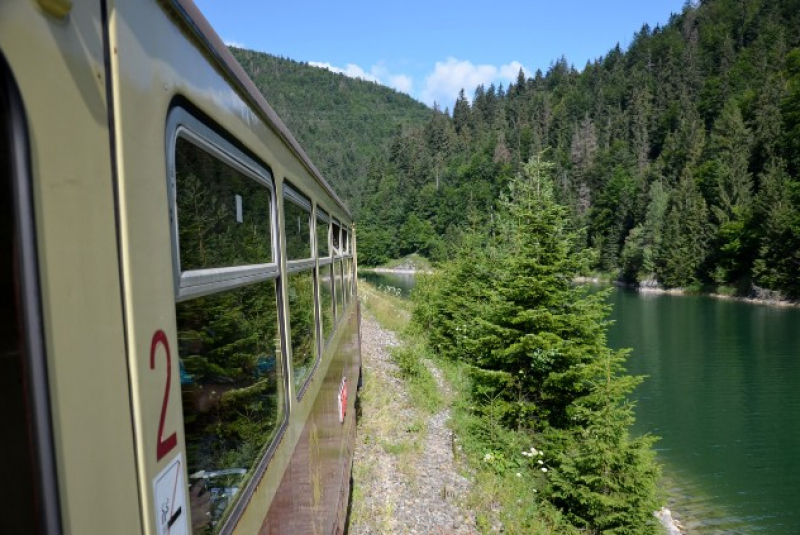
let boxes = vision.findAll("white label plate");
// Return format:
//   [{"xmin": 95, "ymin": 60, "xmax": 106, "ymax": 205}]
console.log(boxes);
[{"xmin": 153, "ymin": 453, "xmax": 188, "ymax": 535}]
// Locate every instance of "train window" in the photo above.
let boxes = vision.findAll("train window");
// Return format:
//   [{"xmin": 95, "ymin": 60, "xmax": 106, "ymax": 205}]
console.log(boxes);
[
  {"xmin": 287, "ymin": 271, "xmax": 316, "ymax": 393},
  {"xmin": 316, "ymin": 211, "xmax": 329, "ymax": 258},
  {"xmin": 343, "ymin": 258, "xmax": 351, "ymax": 308},
  {"xmin": 169, "ymin": 112, "xmax": 285, "ymax": 533},
  {"xmin": 345, "ymin": 259, "xmax": 353, "ymax": 298},
  {"xmin": 351, "ymin": 259, "xmax": 357, "ymax": 296},
  {"xmin": 332, "ymin": 221, "xmax": 341, "ymax": 253},
  {"xmin": 283, "ymin": 185, "xmax": 311, "ymax": 261},
  {"xmin": 334, "ymin": 260, "xmax": 344, "ymax": 319},
  {"xmin": 319, "ymin": 263, "xmax": 334, "ymax": 343},
  {"xmin": 175, "ymin": 137, "xmax": 272, "ymax": 271},
  {"xmin": 176, "ymin": 280, "xmax": 283, "ymax": 533}
]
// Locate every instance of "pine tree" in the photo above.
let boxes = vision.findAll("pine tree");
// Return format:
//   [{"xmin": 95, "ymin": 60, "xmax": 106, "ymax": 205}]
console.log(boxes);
[
  {"xmin": 657, "ymin": 173, "xmax": 710, "ymax": 287},
  {"xmin": 752, "ymin": 159, "xmax": 800, "ymax": 296},
  {"xmin": 419, "ymin": 156, "xmax": 661, "ymax": 533},
  {"xmin": 705, "ymin": 99, "xmax": 755, "ymax": 283},
  {"xmin": 453, "ymin": 88, "xmax": 472, "ymax": 136}
]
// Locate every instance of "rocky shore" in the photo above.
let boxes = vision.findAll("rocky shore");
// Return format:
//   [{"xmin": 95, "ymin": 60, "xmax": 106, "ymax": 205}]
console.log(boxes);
[{"xmin": 655, "ymin": 507, "xmax": 685, "ymax": 535}]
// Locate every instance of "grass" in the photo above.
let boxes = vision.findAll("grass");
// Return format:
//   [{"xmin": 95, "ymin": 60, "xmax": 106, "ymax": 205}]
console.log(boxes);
[
  {"xmin": 359, "ymin": 281, "xmax": 412, "ymax": 333},
  {"xmin": 390, "ymin": 339, "xmax": 443, "ymax": 414},
  {"xmin": 360, "ymin": 280, "xmax": 442, "ymax": 414},
  {"xmin": 436, "ymin": 356, "xmax": 572, "ymax": 534}
]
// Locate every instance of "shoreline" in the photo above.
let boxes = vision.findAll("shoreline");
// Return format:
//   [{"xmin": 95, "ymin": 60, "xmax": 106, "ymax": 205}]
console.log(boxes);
[
  {"xmin": 608, "ymin": 280, "xmax": 800, "ymax": 309},
  {"xmin": 655, "ymin": 507, "xmax": 685, "ymax": 535},
  {"xmin": 367, "ymin": 270, "xmax": 799, "ymax": 309},
  {"xmin": 359, "ymin": 267, "xmax": 433, "ymax": 275}
]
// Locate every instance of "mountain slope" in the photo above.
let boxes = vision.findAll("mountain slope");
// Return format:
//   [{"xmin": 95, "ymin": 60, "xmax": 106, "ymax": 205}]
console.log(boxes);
[{"xmin": 230, "ymin": 47, "xmax": 431, "ymax": 213}]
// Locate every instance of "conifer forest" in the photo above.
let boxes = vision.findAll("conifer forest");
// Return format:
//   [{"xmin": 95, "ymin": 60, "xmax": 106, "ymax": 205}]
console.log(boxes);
[{"xmin": 238, "ymin": 0, "xmax": 800, "ymax": 299}]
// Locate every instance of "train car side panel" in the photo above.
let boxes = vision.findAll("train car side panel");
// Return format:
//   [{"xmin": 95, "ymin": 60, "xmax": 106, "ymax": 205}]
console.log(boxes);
[
  {"xmin": 107, "ymin": 0, "xmax": 360, "ymax": 532},
  {"xmin": 261, "ymin": 302, "xmax": 361, "ymax": 534}
]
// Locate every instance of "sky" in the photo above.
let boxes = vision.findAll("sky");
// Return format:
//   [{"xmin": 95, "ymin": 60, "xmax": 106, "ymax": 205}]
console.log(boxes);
[{"xmin": 194, "ymin": 1, "xmax": 688, "ymax": 109}]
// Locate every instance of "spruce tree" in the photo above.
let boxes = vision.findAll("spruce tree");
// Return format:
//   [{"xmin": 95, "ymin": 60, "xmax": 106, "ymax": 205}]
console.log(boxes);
[{"xmin": 419, "ymin": 156, "xmax": 661, "ymax": 532}]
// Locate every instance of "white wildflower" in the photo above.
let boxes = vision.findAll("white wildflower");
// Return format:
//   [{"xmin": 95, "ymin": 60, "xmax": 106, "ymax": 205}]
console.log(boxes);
[
  {"xmin": 516, "ymin": 472, "xmax": 522, "ymax": 478},
  {"xmin": 537, "ymin": 460, "xmax": 544, "ymax": 465},
  {"xmin": 541, "ymin": 467, "xmax": 548, "ymax": 473}
]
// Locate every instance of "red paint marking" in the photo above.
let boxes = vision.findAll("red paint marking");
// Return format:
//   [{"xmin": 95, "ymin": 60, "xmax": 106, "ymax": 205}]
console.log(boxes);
[
  {"xmin": 150, "ymin": 330, "xmax": 178, "ymax": 461},
  {"xmin": 338, "ymin": 377, "xmax": 348, "ymax": 423}
]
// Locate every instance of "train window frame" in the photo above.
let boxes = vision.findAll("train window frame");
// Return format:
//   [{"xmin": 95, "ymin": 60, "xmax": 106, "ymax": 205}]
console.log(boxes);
[
  {"xmin": 281, "ymin": 182, "xmax": 319, "ymax": 399},
  {"xmin": 283, "ymin": 182, "xmax": 314, "ymax": 270},
  {"xmin": 332, "ymin": 220, "xmax": 342, "ymax": 255},
  {"xmin": 315, "ymin": 209, "xmax": 335, "ymax": 348},
  {"xmin": 166, "ymin": 106, "xmax": 289, "ymax": 534},
  {"xmin": 166, "ymin": 108, "xmax": 279, "ymax": 302},
  {"xmin": 317, "ymin": 209, "xmax": 331, "ymax": 264}
]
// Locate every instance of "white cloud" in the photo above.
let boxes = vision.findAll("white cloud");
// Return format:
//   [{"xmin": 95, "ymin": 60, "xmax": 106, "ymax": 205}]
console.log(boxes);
[
  {"xmin": 499, "ymin": 61, "xmax": 527, "ymax": 80},
  {"xmin": 421, "ymin": 57, "xmax": 528, "ymax": 108},
  {"xmin": 309, "ymin": 61, "xmax": 413, "ymax": 95},
  {"xmin": 309, "ymin": 61, "xmax": 379, "ymax": 83},
  {"xmin": 224, "ymin": 39, "xmax": 247, "ymax": 49},
  {"xmin": 389, "ymin": 74, "xmax": 413, "ymax": 94}
]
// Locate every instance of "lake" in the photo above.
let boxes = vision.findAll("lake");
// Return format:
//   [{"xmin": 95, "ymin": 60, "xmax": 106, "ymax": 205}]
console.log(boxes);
[
  {"xmin": 358, "ymin": 271, "xmax": 417, "ymax": 297},
  {"xmin": 607, "ymin": 287, "xmax": 800, "ymax": 533}
]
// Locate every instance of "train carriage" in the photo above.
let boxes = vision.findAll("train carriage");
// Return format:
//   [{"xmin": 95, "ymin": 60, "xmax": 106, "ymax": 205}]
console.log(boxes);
[{"xmin": 1, "ymin": 1, "xmax": 361, "ymax": 533}]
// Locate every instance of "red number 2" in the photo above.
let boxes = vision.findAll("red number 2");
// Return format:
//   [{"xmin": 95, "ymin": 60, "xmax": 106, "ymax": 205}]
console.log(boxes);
[{"xmin": 150, "ymin": 330, "xmax": 177, "ymax": 461}]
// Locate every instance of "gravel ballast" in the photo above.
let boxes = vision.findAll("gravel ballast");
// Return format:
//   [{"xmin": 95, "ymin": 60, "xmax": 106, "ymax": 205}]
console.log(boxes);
[{"xmin": 349, "ymin": 312, "xmax": 477, "ymax": 534}]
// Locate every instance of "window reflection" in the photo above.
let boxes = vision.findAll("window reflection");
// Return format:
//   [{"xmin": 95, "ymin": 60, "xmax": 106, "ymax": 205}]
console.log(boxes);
[
  {"xmin": 342, "ymin": 260, "xmax": 349, "ymax": 308},
  {"xmin": 288, "ymin": 272, "xmax": 316, "ymax": 393},
  {"xmin": 334, "ymin": 260, "xmax": 344, "ymax": 319},
  {"xmin": 332, "ymin": 222, "xmax": 340, "ymax": 252},
  {"xmin": 319, "ymin": 263, "xmax": 333, "ymax": 342},
  {"xmin": 175, "ymin": 137, "xmax": 272, "ymax": 270},
  {"xmin": 283, "ymin": 197, "xmax": 311, "ymax": 260},
  {"xmin": 316, "ymin": 217, "xmax": 329, "ymax": 258},
  {"xmin": 345, "ymin": 259, "xmax": 352, "ymax": 298},
  {"xmin": 177, "ymin": 281, "xmax": 282, "ymax": 534}
]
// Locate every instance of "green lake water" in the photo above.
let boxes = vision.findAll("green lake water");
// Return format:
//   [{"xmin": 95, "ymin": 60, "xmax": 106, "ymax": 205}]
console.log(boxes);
[
  {"xmin": 606, "ymin": 287, "xmax": 800, "ymax": 533},
  {"xmin": 359, "ymin": 272, "xmax": 800, "ymax": 532},
  {"xmin": 359, "ymin": 271, "xmax": 417, "ymax": 297}
]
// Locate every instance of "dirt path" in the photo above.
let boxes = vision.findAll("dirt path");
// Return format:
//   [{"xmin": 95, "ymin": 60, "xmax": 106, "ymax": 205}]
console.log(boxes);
[{"xmin": 348, "ymin": 312, "xmax": 476, "ymax": 534}]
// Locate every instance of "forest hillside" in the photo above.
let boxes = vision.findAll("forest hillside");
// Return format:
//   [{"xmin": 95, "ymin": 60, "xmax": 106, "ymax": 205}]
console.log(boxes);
[
  {"xmin": 231, "ymin": 48, "xmax": 432, "ymax": 214},
  {"xmin": 355, "ymin": 0, "xmax": 800, "ymax": 299}
]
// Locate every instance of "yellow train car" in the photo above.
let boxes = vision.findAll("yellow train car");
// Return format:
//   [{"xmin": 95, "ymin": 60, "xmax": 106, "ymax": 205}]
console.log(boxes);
[{"xmin": 1, "ymin": 1, "xmax": 361, "ymax": 533}]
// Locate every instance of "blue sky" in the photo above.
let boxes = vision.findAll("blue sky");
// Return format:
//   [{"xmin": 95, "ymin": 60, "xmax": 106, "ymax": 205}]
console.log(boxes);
[{"xmin": 194, "ymin": 1, "xmax": 687, "ymax": 109}]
